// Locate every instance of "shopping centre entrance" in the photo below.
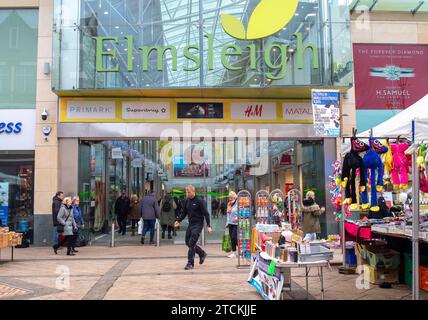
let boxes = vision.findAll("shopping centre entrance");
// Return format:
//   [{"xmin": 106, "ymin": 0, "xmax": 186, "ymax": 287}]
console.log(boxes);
[{"xmin": 76, "ymin": 138, "xmax": 326, "ymax": 247}]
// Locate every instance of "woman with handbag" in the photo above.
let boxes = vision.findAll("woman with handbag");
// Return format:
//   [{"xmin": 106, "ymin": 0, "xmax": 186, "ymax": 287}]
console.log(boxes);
[
  {"xmin": 55, "ymin": 197, "xmax": 78, "ymax": 256},
  {"xmin": 225, "ymin": 191, "xmax": 239, "ymax": 258}
]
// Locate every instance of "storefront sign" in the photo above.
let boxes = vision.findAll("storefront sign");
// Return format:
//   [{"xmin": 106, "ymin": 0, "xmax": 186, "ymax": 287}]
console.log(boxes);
[
  {"xmin": 122, "ymin": 102, "xmax": 171, "ymax": 120},
  {"xmin": 177, "ymin": 102, "xmax": 223, "ymax": 119},
  {"xmin": 353, "ymin": 44, "xmax": 428, "ymax": 110},
  {"xmin": 0, "ymin": 183, "xmax": 9, "ymax": 226},
  {"xmin": 111, "ymin": 148, "xmax": 123, "ymax": 159},
  {"xmin": 230, "ymin": 102, "xmax": 277, "ymax": 120},
  {"xmin": 60, "ymin": 98, "xmax": 312, "ymax": 124},
  {"xmin": 67, "ymin": 101, "xmax": 116, "ymax": 119},
  {"xmin": 282, "ymin": 102, "xmax": 313, "ymax": 123},
  {"xmin": 312, "ymin": 90, "xmax": 341, "ymax": 137},
  {"xmin": 0, "ymin": 110, "xmax": 35, "ymax": 151}
]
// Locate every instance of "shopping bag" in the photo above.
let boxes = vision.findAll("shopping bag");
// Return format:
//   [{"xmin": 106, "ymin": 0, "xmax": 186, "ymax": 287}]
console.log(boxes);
[
  {"xmin": 222, "ymin": 231, "xmax": 232, "ymax": 253},
  {"xmin": 137, "ymin": 218, "xmax": 143, "ymax": 235}
]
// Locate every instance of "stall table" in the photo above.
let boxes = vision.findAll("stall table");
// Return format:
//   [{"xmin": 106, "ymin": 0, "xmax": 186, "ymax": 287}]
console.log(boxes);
[
  {"xmin": 249, "ymin": 245, "xmax": 331, "ymax": 300},
  {"xmin": 0, "ymin": 247, "xmax": 14, "ymax": 263}
]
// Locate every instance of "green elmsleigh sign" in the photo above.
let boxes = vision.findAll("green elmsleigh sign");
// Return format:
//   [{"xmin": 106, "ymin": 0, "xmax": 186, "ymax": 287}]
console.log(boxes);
[
  {"xmin": 93, "ymin": 32, "xmax": 319, "ymax": 81},
  {"xmin": 93, "ymin": 0, "xmax": 318, "ymax": 81}
]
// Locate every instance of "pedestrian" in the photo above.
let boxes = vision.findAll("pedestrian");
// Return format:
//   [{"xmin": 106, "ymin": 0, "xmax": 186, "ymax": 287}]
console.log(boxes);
[
  {"xmin": 225, "ymin": 191, "xmax": 238, "ymax": 258},
  {"xmin": 160, "ymin": 191, "xmax": 177, "ymax": 239},
  {"xmin": 302, "ymin": 191, "xmax": 325, "ymax": 241},
  {"xmin": 175, "ymin": 185, "xmax": 212, "ymax": 270},
  {"xmin": 220, "ymin": 201, "xmax": 227, "ymax": 217},
  {"xmin": 115, "ymin": 190, "xmax": 130, "ymax": 235},
  {"xmin": 71, "ymin": 196, "xmax": 84, "ymax": 253},
  {"xmin": 212, "ymin": 199, "xmax": 219, "ymax": 218},
  {"xmin": 140, "ymin": 190, "xmax": 160, "ymax": 245},
  {"xmin": 129, "ymin": 195, "xmax": 141, "ymax": 236},
  {"xmin": 55, "ymin": 197, "xmax": 78, "ymax": 256},
  {"xmin": 52, "ymin": 191, "xmax": 64, "ymax": 254}
]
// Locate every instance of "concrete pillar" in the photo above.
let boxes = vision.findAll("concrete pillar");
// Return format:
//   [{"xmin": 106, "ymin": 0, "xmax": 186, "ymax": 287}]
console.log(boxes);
[
  {"xmin": 58, "ymin": 138, "xmax": 79, "ymax": 197},
  {"xmin": 324, "ymin": 138, "xmax": 339, "ymax": 236},
  {"xmin": 33, "ymin": 0, "xmax": 58, "ymax": 246}
]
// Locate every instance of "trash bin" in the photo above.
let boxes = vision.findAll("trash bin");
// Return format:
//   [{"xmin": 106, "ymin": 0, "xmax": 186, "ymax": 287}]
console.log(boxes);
[{"xmin": 345, "ymin": 242, "xmax": 357, "ymax": 266}]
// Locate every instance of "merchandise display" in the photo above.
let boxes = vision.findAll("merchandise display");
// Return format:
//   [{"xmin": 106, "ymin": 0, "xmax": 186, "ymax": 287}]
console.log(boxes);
[
  {"xmin": 269, "ymin": 189, "xmax": 286, "ymax": 226},
  {"xmin": 237, "ymin": 190, "xmax": 252, "ymax": 265},
  {"xmin": 287, "ymin": 189, "xmax": 302, "ymax": 230},
  {"xmin": 255, "ymin": 190, "xmax": 269, "ymax": 224},
  {"xmin": 0, "ymin": 227, "xmax": 22, "ymax": 262}
]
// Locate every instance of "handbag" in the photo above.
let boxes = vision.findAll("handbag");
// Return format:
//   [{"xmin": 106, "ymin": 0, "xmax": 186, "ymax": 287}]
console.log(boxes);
[
  {"xmin": 222, "ymin": 230, "xmax": 232, "ymax": 253},
  {"xmin": 57, "ymin": 211, "xmax": 71, "ymax": 234},
  {"xmin": 137, "ymin": 218, "xmax": 143, "ymax": 235}
]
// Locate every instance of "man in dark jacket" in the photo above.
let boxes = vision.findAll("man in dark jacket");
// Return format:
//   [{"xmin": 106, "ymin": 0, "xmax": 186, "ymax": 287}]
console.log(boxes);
[
  {"xmin": 140, "ymin": 190, "xmax": 160, "ymax": 245},
  {"xmin": 175, "ymin": 185, "xmax": 212, "ymax": 270},
  {"xmin": 52, "ymin": 191, "xmax": 64, "ymax": 251},
  {"xmin": 115, "ymin": 191, "xmax": 130, "ymax": 235}
]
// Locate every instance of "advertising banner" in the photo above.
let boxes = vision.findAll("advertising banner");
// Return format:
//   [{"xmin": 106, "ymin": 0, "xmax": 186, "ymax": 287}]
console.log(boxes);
[
  {"xmin": 230, "ymin": 102, "xmax": 277, "ymax": 120},
  {"xmin": 311, "ymin": 90, "xmax": 341, "ymax": 137},
  {"xmin": 353, "ymin": 44, "xmax": 428, "ymax": 110},
  {"xmin": 0, "ymin": 183, "xmax": 9, "ymax": 226},
  {"xmin": 0, "ymin": 109, "xmax": 35, "ymax": 151},
  {"xmin": 122, "ymin": 101, "xmax": 171, "ymax": 120},
  {"xmin": 177, "ymin": 102, "xmax": 223, "ymax": 119}
]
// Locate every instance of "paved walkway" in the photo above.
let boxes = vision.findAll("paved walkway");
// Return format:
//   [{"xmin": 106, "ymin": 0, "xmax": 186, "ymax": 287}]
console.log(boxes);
[{"xmin": 0, "ymin": 244, "xmax": 427, "ymax": 300}]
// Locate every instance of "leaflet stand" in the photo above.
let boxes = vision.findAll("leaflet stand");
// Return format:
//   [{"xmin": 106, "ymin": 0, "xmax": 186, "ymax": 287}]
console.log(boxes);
[
  {"xmin": 269, "ymin": 189, "xmax": 286, "ymax": 226},
  {"xmin": 255, "ymin": 190, "xmax": 270, "ymax": 224},
  {"xmin": 287, "ymin": 189, "xmax": 302, "ymax": 231},
  {"xmin": 237, "ymin": 190, "xmax": 252, "ymax": 268}
]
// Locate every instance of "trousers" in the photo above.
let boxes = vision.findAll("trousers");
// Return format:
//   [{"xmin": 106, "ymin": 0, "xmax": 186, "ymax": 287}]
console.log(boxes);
[{"xmin": 185, "ymin": 223, "xmax": 205, "ymax": 265}]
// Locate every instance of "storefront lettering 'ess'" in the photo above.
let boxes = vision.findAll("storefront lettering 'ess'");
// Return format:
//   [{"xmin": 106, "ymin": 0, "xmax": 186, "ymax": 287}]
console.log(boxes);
[
  {"xmin": 0, "ymin": 122, "xmax": 22, "ymax": 134},
  {"xmin": 93, "ymin": 0, "xmax": 318, "ymax": 80}
]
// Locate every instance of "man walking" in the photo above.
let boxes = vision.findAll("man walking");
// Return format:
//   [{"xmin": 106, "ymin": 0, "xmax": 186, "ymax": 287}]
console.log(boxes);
[
  {"xmin": 115, "ymin": 190, "xmax": 130, "ymax": 235},
  {"xmin": 175, "ymin": 185, "xmax": 212, "ymax": 270},
  {"xmin": 140, "ymin": 190, "xmax": 160, "ymax": 245},
  {"xmin": 52, "ymin": 191, "xmax": 64, "ymax": 253}
]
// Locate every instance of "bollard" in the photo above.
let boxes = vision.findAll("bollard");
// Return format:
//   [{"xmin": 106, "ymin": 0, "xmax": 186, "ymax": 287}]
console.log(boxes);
[
  {"xmin": 156, "ymin": 220, "xmax": 160, "ymax": 247},
  {"xmin": 111, "ymin": 223, "xmax": 115, "ymax": 248}
]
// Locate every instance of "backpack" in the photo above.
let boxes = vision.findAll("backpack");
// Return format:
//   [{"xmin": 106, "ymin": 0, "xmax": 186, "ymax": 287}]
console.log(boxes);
[{"xmin": 162, "ymin": 199, "xmax": 172, "ymax": 212}]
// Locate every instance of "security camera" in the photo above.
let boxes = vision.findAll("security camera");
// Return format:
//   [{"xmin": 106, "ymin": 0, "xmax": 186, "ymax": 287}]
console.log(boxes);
[
  {"xmin": 42, "ymin": 126, "xmax": 52, "ymax": 141},
  {"xmin": 41, "ymin": 108, "xmax": 48, "ymax": 121}
]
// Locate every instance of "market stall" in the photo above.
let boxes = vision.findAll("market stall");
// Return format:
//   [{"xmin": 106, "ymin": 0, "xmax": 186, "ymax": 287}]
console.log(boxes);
[{"xmin": 0, "ymin": 227, "xmax": 22, "ymax": 263}]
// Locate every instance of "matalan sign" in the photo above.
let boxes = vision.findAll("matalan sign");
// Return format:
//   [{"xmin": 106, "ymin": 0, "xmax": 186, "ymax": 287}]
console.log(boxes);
[
  {"xmin": 231, "ymin": 102, "xmax": 277, "ymax": 120},
  {"xmin": 282, "ymin": 103, "xmax": 313, "ymax": 122}
]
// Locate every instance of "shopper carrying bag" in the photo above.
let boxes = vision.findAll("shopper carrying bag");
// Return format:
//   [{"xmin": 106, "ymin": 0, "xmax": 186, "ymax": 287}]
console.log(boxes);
[{"xmin": 222, "ymin": 229, "xmax": 232, "ymax": 253}]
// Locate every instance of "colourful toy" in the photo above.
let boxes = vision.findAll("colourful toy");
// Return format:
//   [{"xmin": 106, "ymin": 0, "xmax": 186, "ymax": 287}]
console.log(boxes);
[
  {"xmin": 381, "ymin": 139, "xmax": 393, "ymax": 182},
  {"xmin": 329, "ymin": 160, "xmax": 351, "ymax": 221},
  {"xmin": 361, "ymin": 137, "xmax": 388, "ymax": 211},
  {"xmin": 390, "ymin": 142, "xmax": 411, "ymax": 190},
  {"xmin": 341, "ymin": 132, "xmax": 370, "ymax": 205}
]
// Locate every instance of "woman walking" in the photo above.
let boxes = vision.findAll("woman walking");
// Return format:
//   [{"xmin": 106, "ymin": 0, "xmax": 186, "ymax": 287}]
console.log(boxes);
[
  {"xmin": 56, "ymin": 197, "xmax": 78, "ymax": 256},
  {"xmin": 160, "ymin": 191, "xmax": 177, "ymax": 239},
  {"xmin": 129, "ymin": 195, "xmax": 141, "ymax": 236},
  {"xmin": 302, "ymin": 191, "xmax": 325, "ymax": 241},
  {"xmin": 71, "ymin": 196, "xmax": 84, "ymax": 252},
  {"xmin": 225, "ymin": 191, "xmax": 239, "ymax": 258}
]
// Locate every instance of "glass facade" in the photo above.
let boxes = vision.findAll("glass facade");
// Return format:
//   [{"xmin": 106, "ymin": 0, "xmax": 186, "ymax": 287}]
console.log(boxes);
[
  {"xmin": 0, "ymin": 9, "xmax": 38, "ymax": 109},
  {"xmin": 0, "ymin": 151, "xmax": 34, "ymax": 243},
  {"xmin": 52, "ymin": 0, "xmax": 352, "ymax": 91},
  {"xmin": 77, "ymin": 139, "xmax": 326, "ymax": 244}
]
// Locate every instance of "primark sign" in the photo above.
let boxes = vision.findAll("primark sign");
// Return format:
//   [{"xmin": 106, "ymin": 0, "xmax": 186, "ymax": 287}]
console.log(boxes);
[{"xmin": 93, "ymin": 0, "xmax": 319, "ymax": 81}]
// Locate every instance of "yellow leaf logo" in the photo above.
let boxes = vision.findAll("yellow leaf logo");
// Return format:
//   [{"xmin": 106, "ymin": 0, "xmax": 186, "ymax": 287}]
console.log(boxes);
[{"xmin": 221, "ymin": 0, "xmax": 299, "ymax": 40}]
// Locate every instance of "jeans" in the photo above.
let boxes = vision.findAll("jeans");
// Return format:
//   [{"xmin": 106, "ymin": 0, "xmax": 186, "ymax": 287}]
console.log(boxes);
[
  {"xmin": 142, "ymin": 219, "xmax": 156, "ymax": 242},
  {"xmin": 304, "ymin": 233, "xmax": 317, "ymax": 241},
  {"xmin": 53, "ymin": 226, "xmax": 58, "ymax": 246},
  {"xmin": 65, "ymin": 235, "xmax": 74, "ymax": 254},
  {"xmin": 185, "ymin": 223, "xmax": 206, "ymax": 265},
  {"xmin": 117, "ymin": 215, "xmax": 127, "ymax": 234},
  {"xmin": 228, "ymin": 224, "xmax": 238, "ymax": 252}
]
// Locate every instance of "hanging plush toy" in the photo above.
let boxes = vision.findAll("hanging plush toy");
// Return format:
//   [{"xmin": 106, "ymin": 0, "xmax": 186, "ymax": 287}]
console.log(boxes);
[
  {"xmin": 361, "ymin": 136, "xmax": 388, "ymax": 211},
  {"xmin": 381, "ymin": 139, "xmax": 394, "ymax": 184},
  {"xmin": 390, "ymin": 141, "xmax": 411, "ymax": 190},
  {"xmin": 341, "ymin": 130, "xmax": 369, "ymax": 207}
]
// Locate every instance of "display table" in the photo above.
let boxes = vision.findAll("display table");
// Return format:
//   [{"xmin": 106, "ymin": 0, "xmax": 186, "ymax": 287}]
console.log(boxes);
[
  {"xmin": 371, "ymin": 231, "xmax": 428, "ymax": 244},
  {"xmin": 249, "ymin": 245, "xmax": 331, "ymax": 300},
  {"xmin": 0, "ymin": 246, "xmax": 14, "ymax": 263}
]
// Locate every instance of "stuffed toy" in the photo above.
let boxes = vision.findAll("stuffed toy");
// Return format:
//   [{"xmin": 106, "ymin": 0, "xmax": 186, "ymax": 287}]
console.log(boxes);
[
  {"xmin": 381, "ymin": 139, "xmax": 393, "ymax": 183},
  {"xmin": 341, "ymin": 134, "xmax": 369, "ymax": 207},
  {"xmin": 361, "ymin": 137, "xmax": 388, "ymax": 211},
  {"xmin": 390, "ymin": 142, "xmax": 411, "ymax": 190}
]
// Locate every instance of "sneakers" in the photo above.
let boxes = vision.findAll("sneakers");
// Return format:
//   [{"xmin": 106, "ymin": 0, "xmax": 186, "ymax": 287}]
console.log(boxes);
[
  {"xmin": 140, "ymin": 238, "xmax": 145, "ymax": 245},
  {"xmin": 199, "ymin": 253, "xmax": 207, "ymax": 265},
  {"xmin": 184, "ymin": 263, "xmax": 194, "ymax": 270},
  {"xmin": 227, "ymin": 252, "xmax": 236, "ymax": 258}
]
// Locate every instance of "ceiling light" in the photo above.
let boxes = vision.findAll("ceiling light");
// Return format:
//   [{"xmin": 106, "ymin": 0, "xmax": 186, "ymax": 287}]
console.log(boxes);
[
  {"xmin": 295, "ymin": 13, "xmax": 299, "ymax": 16},
  {"xmin": 104, "ymin": 11, "xmax": 109, "ymax": 15},
  {"xmin": 115, "ymin": 26, "xmax": 120, "ymax": 29}
]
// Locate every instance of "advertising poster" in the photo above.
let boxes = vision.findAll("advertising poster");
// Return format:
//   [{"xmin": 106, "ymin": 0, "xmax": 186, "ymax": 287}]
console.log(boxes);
[
  {"xmin": 177, "ymin": 102, "xmax": 223, "ymax": 119},
  {"xmin": 248, "ymin": 253, "xmax": 284, "ymax": 301},
  {"xmin": 353, "ymin": 44, "xmax": 428, "ymax": 110},
  {"xmin": 173, "ymin": 145, "xmax": 210, "ymax": 178},
  {"xmin": 0, "ymin": 183, "xmax": 9, "ymax": 226},
  {"xmin": 311, "ymin": 90, "xmax": 341, "ymax": 137}
]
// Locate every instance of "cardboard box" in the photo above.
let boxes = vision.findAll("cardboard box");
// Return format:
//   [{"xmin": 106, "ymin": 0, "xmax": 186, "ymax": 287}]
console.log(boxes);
[
  {"xmin": 355, "ymin": 244, "xmax": 368, "ymax": 274},
  {"xmin": 367, "ymin": 249, "xmax": 400, "ymax": 269},
  {"xmin": 364, "ymin": 265, "xmax": 399, "ymax": 285}
]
